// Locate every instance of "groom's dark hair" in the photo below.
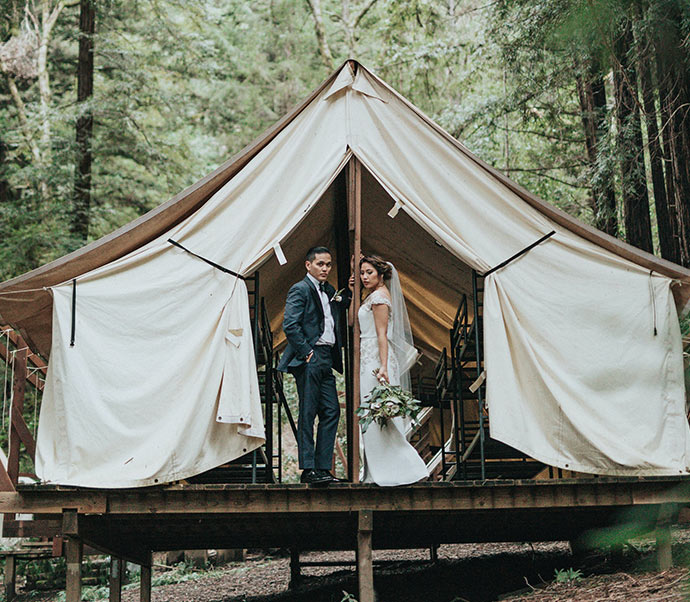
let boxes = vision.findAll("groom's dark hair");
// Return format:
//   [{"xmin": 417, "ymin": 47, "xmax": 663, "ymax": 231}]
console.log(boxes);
[{"xmin": 306, "ymin": 246, "xmax": 331, "ymax": 262}]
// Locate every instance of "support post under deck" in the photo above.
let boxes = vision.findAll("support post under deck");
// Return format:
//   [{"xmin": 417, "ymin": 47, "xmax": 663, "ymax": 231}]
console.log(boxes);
[
  {"xmin": 140, "ymin": 552, "xmax": 152, "ymax": 602},
  {"xmin": 4, "ymin": 553, "xmax": 15, "ymax": 601},
  {"xmin": 357, "ymin": 509, "xmax": 374, "ymax": 602},
  {"xmin": 109, "ymin": 556, "xmax": 124, "ymax": 602},
  {"xmin": 65, "ymin": 537, "xmax": 83, "ymax": 602},
  {"xmin": 289, "ymin": 549, "xmax": 301, "ymax": 589},
  {"xmin": 656, "ymin": 504, "xmax": 675, "ymax": 570}
]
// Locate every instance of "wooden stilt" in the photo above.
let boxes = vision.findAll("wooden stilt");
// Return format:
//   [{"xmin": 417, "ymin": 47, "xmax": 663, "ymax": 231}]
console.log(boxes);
[
  {"xmin": 289, "ymin": 549, "xmax": 301, "ymax": 589},
  {"xmin": 656, "ymin": 503, "xmax": 675, "ymax": 570},
  {"xmin": 65, "ymin": 537, "xmax": 83, "ymax": 602},
  {"xmin": 139, "ymin": 552, "xmax": 152, "ymax": 602},
  {"xmin": 109, "ymin": 556, "xmax": 123, "ymax": 602},
  {"xmin": 357, "ymin": 510, "xmax": 374, "ymax": 602},
  {"xmin": 4, "ymin": 553, "xmax": 16, "ymax": 602},
  {"xmin": 430, "ymin": 544, "xmax": 438, "ymax": 563},
  {"xmin": 347, "ymin": 156, "xmax": 362, "ymax": 483},
  {"xmin": 657, "ymin": 525, "xmax": 672, "ymax": 570}
]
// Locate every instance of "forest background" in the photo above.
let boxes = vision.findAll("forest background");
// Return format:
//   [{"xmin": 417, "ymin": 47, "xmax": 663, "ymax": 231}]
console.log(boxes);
[{"xmin": 0, "ymin": 0, "xmax": 689, "ymax": 282}]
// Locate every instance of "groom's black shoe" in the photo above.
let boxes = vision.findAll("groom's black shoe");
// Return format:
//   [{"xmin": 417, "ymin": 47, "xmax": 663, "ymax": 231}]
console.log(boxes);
[
  {"xmin": 317, "ymin": 470, "xmax": 345, "ymax": 483},
  {"xmin": 300, "ymin": 469, "xmax": 331, "ymax": 485}
]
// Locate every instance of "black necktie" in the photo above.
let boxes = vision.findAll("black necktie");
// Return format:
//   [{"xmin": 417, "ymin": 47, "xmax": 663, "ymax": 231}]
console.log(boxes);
[{"xmin": 319, "ymin": 282, "xmax": 326, "ymax": 293}]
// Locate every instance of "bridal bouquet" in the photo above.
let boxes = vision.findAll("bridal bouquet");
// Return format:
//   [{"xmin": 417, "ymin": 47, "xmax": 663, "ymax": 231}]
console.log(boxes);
[{"xmin": 356, "ymin": 370, "xmax": 422, "ymax": 433}]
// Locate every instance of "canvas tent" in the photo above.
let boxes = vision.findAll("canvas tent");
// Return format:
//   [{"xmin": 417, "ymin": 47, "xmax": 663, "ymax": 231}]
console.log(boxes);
[{"xmin": 1, "ymin": 60, "xmax": 690, "ymax": 488}]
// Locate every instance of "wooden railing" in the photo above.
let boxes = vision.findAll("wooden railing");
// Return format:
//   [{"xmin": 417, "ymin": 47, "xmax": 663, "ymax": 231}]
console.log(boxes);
[{"xmin": 0, "ymin": 326, "xmax": 43, "ymax": 491}]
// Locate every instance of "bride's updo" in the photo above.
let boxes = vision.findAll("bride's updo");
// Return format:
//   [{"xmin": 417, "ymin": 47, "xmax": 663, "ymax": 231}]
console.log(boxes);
[{"xmin": 360, "ymin": 255, "xmax": 392, "ymax": 281}]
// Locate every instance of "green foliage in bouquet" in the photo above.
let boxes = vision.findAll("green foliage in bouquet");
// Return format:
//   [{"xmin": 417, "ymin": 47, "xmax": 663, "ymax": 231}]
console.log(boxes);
[{"xmin": 356, "ymin": 370, "xmax": 422, "ymax": 433}]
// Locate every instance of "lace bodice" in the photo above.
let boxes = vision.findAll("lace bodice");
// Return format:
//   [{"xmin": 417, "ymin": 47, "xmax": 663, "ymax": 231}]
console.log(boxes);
[
  {"xmin": 358, "ymin": 290, "xmax": 392, "ymax": 339},
  {"xmin": 358, "ymin": 289, "xmax": 398, "ymax": 382}
]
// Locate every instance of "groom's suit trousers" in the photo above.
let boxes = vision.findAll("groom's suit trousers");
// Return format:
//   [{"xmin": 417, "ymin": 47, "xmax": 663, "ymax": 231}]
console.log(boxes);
[{"xmin": 292, "ymin": 345, "xmax": 340, "ymax": 470}]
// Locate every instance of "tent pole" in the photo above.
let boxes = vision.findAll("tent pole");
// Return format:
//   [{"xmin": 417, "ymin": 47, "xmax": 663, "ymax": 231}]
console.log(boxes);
[
  {"xmin": 348, "ymin": 156, "xmax": 362, "ymax": 483},
  {"xmin": 334, "ymin": 170, "xmax": 352, "ymax": 478}
]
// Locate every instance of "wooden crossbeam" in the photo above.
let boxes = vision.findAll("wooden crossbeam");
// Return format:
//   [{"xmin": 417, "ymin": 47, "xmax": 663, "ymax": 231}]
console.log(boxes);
[{"xmin": 11, "ymin": 410, "xmax": 36, "ymax": 463}]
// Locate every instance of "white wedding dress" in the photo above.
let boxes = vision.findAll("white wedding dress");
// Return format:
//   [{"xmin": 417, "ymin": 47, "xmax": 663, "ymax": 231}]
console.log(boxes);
[{"xmin": 359, "ymin": 288, "xmax": 429, "ymax": 486}]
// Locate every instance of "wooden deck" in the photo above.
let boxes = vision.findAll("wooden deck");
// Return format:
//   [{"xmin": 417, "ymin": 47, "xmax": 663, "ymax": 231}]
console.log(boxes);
[
  {"xmin": 1, "ymin": 476, "xmax": 689, "ymax": 601},
  {"xmin": 1, "ymin": 477, "xmax": 688, "ymax": 553}
]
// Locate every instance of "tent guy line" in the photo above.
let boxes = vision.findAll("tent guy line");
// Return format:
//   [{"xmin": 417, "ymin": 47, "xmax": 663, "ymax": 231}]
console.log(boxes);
[
  {"xmin": 167, "ymin": 238, "xmax": 246, "ymax": 280},
  {"xmin": 482, "ymin": 230, "xmax": 556, "ymax": 278}
]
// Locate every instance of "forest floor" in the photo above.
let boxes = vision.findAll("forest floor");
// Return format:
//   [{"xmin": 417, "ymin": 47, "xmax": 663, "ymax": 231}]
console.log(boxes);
[{"xmin": 7, "ymin": 527, "xmax": 690, "ymax": 602}]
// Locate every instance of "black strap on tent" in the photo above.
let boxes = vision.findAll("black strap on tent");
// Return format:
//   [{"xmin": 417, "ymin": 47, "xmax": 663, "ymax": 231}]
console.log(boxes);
[
  {"xmin": 482, "ymin": 230, "xmax": 556, "ymax": 278},
  {"xmin": 70, "ymin": 279, "xmax": 76, "ymax": 347},
  {"xmin": 168, "ymin": 239, "xmax": 245, "ymax": 280}
]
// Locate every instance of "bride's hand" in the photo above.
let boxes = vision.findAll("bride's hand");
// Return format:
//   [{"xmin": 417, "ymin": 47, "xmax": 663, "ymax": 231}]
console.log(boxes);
[
  {"xmin": 348, "ymin": 274, "xmax": 355, "ymax": 291},
  {"xmin": 376, "ymin": 367, "xmax": 389, "ymax": 384}
]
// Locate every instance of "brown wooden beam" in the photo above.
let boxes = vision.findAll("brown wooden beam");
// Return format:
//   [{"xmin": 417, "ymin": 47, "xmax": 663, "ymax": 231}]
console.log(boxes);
[
  {"xmin": 333, "ymin": 169, "xmax": 353, "ymax": 480},
  {"xmin": 2, "ymin": 519, "xmax": 60, "ymax": 538},
  {"xmin": 7, "ymin": 347, "xmax": 27, "ymax": 485},
  {"xmin": 357, "ymin": 509, "xmax": 374, "ymax": 602},
  {"xmin": 63, "ymin": 510, "xmax": 79, "ymax": 536},
  {"xmin": 347, "ymin": 156, "xmax": 362, "ymax": 482},
  {"xmin": 11, "ymin": 410, "xmax": 35, "ymax": 464},
  {"xmin": 65, "ymin": 537, "xmax": 83, "ymax": 602},
  {"xmin": 0, "ymin": 464, "xmax": 15, "ymax": 492},
  {"xmin": 289, "ymin": 549, "xmax": 301, "ymax": 589},
  {"xmin": 4, "ymin": 554, "xmax": 15, "ymax": 602},
  {"xmin": 139, "ymin": 551, "xmax": 152, "ymax": 602},
  {"xmin": 109, "ymin": 557, "xmax": 123, "ymax": 602},
  {"xmin": 656, "ymin": 503, "xmax": 675, "ymax": 570}
]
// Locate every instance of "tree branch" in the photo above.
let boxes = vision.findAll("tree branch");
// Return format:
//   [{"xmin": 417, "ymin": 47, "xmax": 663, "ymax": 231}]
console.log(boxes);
[
  {"xmin": 353, "ymin": 0, "xmax": 378, "ymax": 30},
  {"xmin": 6, "ymin": 74, "xmax": 41, "ymax": 163},
  {"xmin": 305, "ymin": 0, "xmax": 334, "ymax": 69}
]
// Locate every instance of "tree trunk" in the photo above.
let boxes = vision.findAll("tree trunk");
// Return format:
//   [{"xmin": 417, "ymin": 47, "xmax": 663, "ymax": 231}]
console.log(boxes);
[
  {"xmin": 575, "ymin": 58, "xmax": 618, "ymax": 236},
  {"xmin": 654, "ymin": 3, "xmax": 690, "ymax": 266},
  {"xmin": 71, "ymin": 0, "xmax": 95, "ymax": 242},
  {"xmin": 0, "ymin": 136, "xmax": 10, "ymax": 204},
  {"xmin": 636, "ymin": 15, "xmax": 680, "ymax": 263},
  {"xmin": 612, "ymin": 18, "xmax": 654, "ymax": 253}
]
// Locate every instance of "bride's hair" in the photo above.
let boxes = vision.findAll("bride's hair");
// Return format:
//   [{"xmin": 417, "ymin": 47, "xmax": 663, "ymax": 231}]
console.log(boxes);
[{"xmin": 360, "ymin": 255, "xmax": 392, "ymax": 281}]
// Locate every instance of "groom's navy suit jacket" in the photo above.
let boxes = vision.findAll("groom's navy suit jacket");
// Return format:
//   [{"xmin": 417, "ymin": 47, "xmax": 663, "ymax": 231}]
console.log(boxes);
[{"xmin": 277, "ymin": 276, "xmax": 351, "ymax": 374}]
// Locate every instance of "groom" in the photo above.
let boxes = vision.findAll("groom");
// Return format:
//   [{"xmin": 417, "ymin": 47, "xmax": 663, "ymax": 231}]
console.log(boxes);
[{"xmin": 277, "ymin": 246, "xmax": 351, "ymax": 485}]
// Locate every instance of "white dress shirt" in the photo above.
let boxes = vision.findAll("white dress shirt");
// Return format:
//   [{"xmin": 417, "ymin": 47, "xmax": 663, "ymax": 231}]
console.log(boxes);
[{"xmin": 306, "ymin": 273, "xmax": 336, "ymax": 346}]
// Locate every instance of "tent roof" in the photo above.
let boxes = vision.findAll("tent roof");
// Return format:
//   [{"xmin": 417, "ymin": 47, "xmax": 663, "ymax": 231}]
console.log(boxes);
[{"xmin": 1, "ymin": 59, "xmax": 689, "ymax": 359}]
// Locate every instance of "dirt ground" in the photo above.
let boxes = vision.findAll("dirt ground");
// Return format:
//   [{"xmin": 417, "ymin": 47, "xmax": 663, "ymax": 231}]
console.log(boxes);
[{"xmin": 8, "ymin": 531, "xmax": 690, "ymax": 602}]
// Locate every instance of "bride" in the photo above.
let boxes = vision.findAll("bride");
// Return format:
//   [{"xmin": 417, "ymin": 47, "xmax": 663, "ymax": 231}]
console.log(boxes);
[{"xmin": 349, "ymin": 255, "xmax": 429, "ymax": 486}]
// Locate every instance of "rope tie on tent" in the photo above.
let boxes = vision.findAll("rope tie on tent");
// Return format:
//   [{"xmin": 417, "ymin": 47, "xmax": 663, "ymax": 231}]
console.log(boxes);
[
  {"xmin": 168, "ymin": 239, "xmax": 246, "ymax": 280},
  {"xmin": 482, "ymin": 230, "xmax": 556, "ymax": 278},
  {"xmin": 0, "ymin": 286, "xmax": 50, "ymax": 296},
  {"xmin": 649, "ymin": 270, "xmax": 658, "ymax": 336},
  {"xmin": 70, "ymin": 279, "xmax": 77, "ymax": 347}
]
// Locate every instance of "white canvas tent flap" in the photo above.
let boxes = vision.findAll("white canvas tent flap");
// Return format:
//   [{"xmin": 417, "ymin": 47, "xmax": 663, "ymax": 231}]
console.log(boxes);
[{"xmin": 31, "ymin": 62, "xmax": 690, "ymax": 487}]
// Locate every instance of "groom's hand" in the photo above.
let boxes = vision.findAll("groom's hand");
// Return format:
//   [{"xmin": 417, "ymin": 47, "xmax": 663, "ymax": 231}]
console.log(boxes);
[{"xmin": 305, "ymin": 350, "xmax": 314, "ymax": 363}]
